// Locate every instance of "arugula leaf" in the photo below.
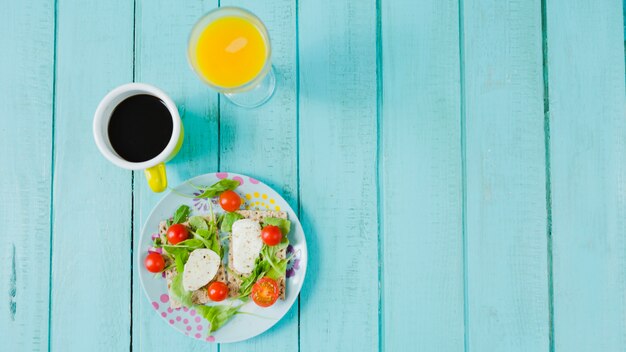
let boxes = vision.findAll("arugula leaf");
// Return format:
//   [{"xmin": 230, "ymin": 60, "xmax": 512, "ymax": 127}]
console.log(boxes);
[
  {"xmin": 195, "ymin": 304, "xmax": 243, "ymax": 333},
  {"xmin": 209, "ymin": 238, "xmax": 221, "ymax": 258},
  {"xmin": 191, "ymin": 231, "xmax": 220, "ymax": 257},
  {"xmin": 164, "ymin": 246, "xmax": 190, "ymax": 273},
  {"xmin": 261, "ymin": 244, "xmax": 289, "ymax": 280},
  {"xmin": 170, "ymin": 273, "xmax": 192, "ymax": 306},
  {"xmin": 195, "ymin": 228, "xmax": 211, "ymax": 239},
  {"xmin": 237, "ymin": 260, "xmax": 270, "ymax": 297},
  {"xmin": 266, "ymin": 262, "xmax": 288, "ymax": 280},
  {"xmin": 172, "ymin": 205, "xmax": 191, "ymax": 224},
  {"xmin": 193, "ymin": 179, "xmax": 240, "ymax": 199},
  {"xmin": 163, "ymin": 239, "xmax": 204, "ymax": 252},
  {"xmin": 262, "ymin": 217, "xmax": 291, "ymax": 235},
  {"xmin": 221, "ymin": 212, "xmax": 244, "ymax": 233},
  {"xmin": 191, "ymin": 231, "xmax": 211, "ymax": 248},
  {"xmin": 234, "ymin": 239, "xmax": 291, "ymax": 298},
  {"xmin": 188, "ymin": 216, "xmax": 208, "ymax": 230}
]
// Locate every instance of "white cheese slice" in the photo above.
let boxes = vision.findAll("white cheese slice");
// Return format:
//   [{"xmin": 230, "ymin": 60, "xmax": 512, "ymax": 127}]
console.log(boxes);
[
  {"xmin": 182, "ymin": 248, "xmax": 220, "ymax": 291},
  {"xmin": 232, "ymin": 219, "xmax": 263, "ymax": 274}
]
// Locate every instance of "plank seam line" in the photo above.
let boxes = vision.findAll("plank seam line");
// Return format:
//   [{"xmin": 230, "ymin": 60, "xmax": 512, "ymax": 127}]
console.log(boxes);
[
  {"xmin": 295, "ymin": 0, "xmax": 302, "ymax": 350},
  {"xmin": 47, "ymin": 0, "xmax": 60, "ymax": 350},
  {"xmin": 216, "ymin": 0, "xmax": 221, "ymax": 178},
  {"xmin": 129, "ymin": 1, "xmax": 137, "ymax": 351},
  {"xmin": 10, "ymin": 244, "xmax": 16, "ymax": 321},
  {"xmin": 217, "ymin": 2, "xmax": 221, "ymax": 351},
  {"xmin": 375, "ymin": 0, "xmax": 384, "ymax": 350},
  {"xmin": 540, "ymin": 0, "xmax": 555, "ymax": 350},
  {"xmin": 457, "ymin": 0, "xmax": 469, "ymax": 350}
]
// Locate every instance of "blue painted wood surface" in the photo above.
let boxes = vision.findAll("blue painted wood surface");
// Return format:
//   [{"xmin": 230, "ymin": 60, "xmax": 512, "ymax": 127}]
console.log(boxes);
[
  {"xmin": 298, "ymin": 0, "xmax": 379, "ymax": 351},
  {"xmin": 463, "ymin": 1, "xmax": 550, "ymax": 350},
  {"xmin": 49, "ymin": 0, "xmax": 134, "ymax": 350},
  {"xmin": 381, "ymin": 0, "xmax": 464, "ymax": 350},
  {"xmin": 0, "ymin": 1, "xmax": 54, "ymax": 351},
  {"xmin": 1, "ymin": 0, "xmax": 625, "ymax": 351},
  {"xmin": 546, "ymin": 0, "xmax": 626, "ymax": 350}
]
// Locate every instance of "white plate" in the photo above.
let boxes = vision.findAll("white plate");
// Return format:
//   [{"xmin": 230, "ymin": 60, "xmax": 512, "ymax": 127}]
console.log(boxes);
[{"xmin": 137, "ymin": 172, "xmax": 307, "ymax": 343}]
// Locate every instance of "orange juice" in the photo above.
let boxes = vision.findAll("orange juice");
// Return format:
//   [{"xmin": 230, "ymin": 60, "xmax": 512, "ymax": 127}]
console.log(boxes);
[{"xmin": 194, "ymin": 16, "xmax": 268, "ymax": 88}]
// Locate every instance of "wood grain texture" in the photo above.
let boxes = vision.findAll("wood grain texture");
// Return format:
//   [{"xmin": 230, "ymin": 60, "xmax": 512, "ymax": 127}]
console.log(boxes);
[
  {"xmin": 218, "ymin": 0, "xmax": 299, "ymax": 350},
  {"xmin": 298, "ymin": 0, "xmax": 379, "ymax": 351},
  {"xmin": 546, "ymin": 0, "xmax": 626, "ymax": 350},
  {"xmin": 0, "ymin": 1, "xmax": 54, "ymax": 351},
  {"xmin": 50, "ymin": 0, "xmax": 134, "ymax": 350},
  {"xmin": 380, "ymin": 0, "xmax": 464, "ymax": 350},
  {"xmin": 462, "ymin": 0, "xmax": 550, "ymax": 350},
  {"xmin": 131, "ymin": 1, "xmax": 219, "ymax": 351}
]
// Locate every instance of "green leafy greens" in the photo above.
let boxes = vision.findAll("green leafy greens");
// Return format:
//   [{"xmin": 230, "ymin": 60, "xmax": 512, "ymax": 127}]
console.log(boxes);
[
  {"xmin": 195, "ymin": 304, "xmax": 243, "ymax": 333},
  {"xmin": 221, "ymin": 212, "xmax": 244, "ymax": 233},
  {"xmin": 171, "ymin": 205, "xmax": 191, "ymax": 225},
  {"xmin": 236, "ymin": 239, "xmax": 291, "ymax": 297},
  {"xmin": 161, "ymin": 205, "xmax": 224, "ymax": 309},
  {"xmin": 260, "ymin": 240, "xmax": 290, "ymax": 280},
  {"xmin": 262, "ymin": 217, "xmax": 291, "ymax": 235},
  {"xmin": 194, "ymin": 228, "xmax": 221, "ymax": 257},
  {"xmin": 236, "ymin": 260, "xmax": 270, "ymax": 297},
  {"xmin": 191, "ymin": 179, "xmax": 240, "ymax": 199},
  {"xmin": 170, "ymin": 272, "xmax": 193, "ymax": 306},
  {"xmin": 188, "ymin": 215, "xmax": 208, "ymax": 230}
]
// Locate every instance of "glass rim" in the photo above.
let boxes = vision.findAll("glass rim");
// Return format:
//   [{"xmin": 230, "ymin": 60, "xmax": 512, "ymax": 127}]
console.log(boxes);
[{"xmin": 187, "ymin": 6, "xmax": 272, "ymax": 93}]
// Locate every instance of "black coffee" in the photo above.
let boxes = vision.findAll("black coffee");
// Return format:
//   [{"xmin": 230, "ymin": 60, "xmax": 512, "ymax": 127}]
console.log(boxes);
[{"xmin": 108, "ymin": 94, "xmax": 173, "ymax": 162}]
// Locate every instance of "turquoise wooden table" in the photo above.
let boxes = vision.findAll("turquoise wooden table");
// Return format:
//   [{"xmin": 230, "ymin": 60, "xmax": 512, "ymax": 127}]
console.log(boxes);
[{"xmin": 2, "ymin": 0, "xmax": 625, "ymax": 351}]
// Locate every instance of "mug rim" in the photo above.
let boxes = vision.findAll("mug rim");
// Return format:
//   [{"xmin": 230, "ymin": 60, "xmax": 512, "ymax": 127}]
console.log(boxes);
[{"xmin": 93, "ymin": 83, "xmax": 181, "ymax": 171}]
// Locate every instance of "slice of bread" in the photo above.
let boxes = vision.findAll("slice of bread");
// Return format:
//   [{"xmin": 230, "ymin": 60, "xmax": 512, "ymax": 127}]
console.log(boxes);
[
  {"xmin": 159, "ymin": 216, "xmax": 225, "ymax": 308},
  {"xmin": 227, "ymin": 210, "xmax": 288, "ymax": 300}
]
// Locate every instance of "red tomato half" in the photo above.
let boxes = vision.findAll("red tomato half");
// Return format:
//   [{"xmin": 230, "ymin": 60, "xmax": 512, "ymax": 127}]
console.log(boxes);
[
  {"xmin": 144, "ymin": 252, "xmax": 165, "ymax": 273},
  {"xmin": 219, "ymin": 190, "xmax": 241, "ymax": 212},
  {"xmin": 166, "ymin": 224, "xmax": 189, "ymax": 245},
  {"xmin": 208, "ymin": 281, "xmax": 229, "ymax": 302},
  {"xmin": 251, "ymin": 277, "xmax": 280, "ymax": 307},
  {"xmin": 261, "ymin": 225, "xmax": 282, "ymax": 246}
]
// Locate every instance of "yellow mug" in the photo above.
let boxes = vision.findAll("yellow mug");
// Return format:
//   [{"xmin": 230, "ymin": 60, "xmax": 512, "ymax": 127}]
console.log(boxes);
[{"xmin": 93, "ymin": 83, "xmax": 184, "ymax": 192}]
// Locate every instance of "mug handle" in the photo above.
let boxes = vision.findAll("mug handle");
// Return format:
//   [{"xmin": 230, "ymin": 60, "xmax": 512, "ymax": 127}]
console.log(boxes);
[{"xmin": 145, "ymin": 163, "xmax": 167, "ymax": 192}]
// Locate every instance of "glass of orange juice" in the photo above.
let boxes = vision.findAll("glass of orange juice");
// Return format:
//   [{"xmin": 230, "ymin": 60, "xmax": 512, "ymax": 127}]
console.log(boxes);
[{"xmin": 188, "ymin": 7, "xmax": 275, "ymax": 108}]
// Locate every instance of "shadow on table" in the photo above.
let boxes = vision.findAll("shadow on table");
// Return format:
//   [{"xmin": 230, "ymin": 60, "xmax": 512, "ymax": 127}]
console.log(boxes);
[
  {"xmin": 297, "ymin": 201, "xmax": 320, "ymax": 312},
  {"xmin": 168, "ymin": 92, "xmax": 220, "ymax": 180}
]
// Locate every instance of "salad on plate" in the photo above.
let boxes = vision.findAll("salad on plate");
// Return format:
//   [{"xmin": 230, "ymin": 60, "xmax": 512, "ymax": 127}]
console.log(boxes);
[{"xmin": 143, "ymin": 179, "xmax": 295, "ymax": 335}]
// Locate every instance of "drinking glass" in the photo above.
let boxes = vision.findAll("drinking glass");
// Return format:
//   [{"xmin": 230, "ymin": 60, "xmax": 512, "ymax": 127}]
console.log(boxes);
[{"xmin": 188, "ymin": 7, "xmax": 275, "ymax": 108}]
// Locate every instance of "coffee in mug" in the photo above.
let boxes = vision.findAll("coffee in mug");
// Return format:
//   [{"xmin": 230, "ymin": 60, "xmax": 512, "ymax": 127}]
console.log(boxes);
[{"xmin": 93, "ymin": 83, "xmax": 184, "ymax": 192}]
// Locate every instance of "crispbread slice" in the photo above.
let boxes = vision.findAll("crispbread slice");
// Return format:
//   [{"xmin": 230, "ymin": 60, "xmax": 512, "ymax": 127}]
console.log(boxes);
[
  {"xmin": 159, "ymin": 216, "xmax": 226, "ymax": 308},
  {"xmin": 227, "ymin": 210, "xmax": 288, "ymax": 299}
]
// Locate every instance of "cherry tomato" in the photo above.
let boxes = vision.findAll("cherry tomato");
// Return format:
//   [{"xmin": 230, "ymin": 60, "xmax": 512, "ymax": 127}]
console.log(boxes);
[
  {"xmin": 144, "ymin": 252, "xmax": 165, "ymax": 273},
  {"xmin": 207, "ymin": 281, "xmax": 229, "ymax": 302},
  {"xmin": 166, "ymin": 224, "xmax": 189, "ymax": 245},
  {"xmin": 251, "ymin": 277, "xmax": 280, "ymax": 307},
  {"xmin": 261, "ymin": 225, "xmax": 282, "ymax": 246},
  {"xmin": 219, "ymin": 190, "xmax": 241, "ymax": 212}
]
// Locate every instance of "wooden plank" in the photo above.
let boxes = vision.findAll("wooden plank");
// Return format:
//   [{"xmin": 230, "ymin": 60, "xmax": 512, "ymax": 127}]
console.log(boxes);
[
  {"xmin": 462, "ymin": 0, "xmax": 550, "ymax": 350},
  {"xmin": 546, "ymin": 0, "xmax": 626, "ymax": 350},
  {"xmin": 131, "ymin": 0, "xmax": 219, "ymax": 351},
  {"xmin": 380, "ymin": 0, "xmax": 464, "ymax": 350},
  {"xmin": 0, "ymin": 1, "xmax": 54, "ymax": 351},
  {"xmin": 218, "ymin": 0, "xmax": 298, "ymax": 350},
  {"xmin": 298, "ymin": 0, "xmax": 379, "ymax": 351},
  {"xmin": 49, "ymin": 0, "xmax": 134, "ymax": 350}
]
